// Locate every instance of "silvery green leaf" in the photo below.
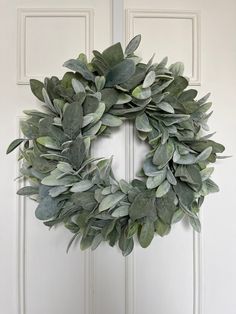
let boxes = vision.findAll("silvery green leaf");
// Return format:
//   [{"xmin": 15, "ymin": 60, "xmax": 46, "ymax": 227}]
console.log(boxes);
[
  {"xmin": 70, "ymin": 180, "xmax": 93, "ymax": 192},
  {"xmin": 146, "ymin": 168, "xmax": 166, "ymax": 189},
  {"xmin": 167, "ymin": 168, "xmax": 177, "ymax": 185},
  {"xmin": 171, "ymin": 209, "xmax": 185, "ymax": 223},
  {"xmin": 112, "ymin": 205, "xmax": 129, "ymax": 218},
  {"xmin": 153, "ymin": 141, "xmax": 175, "ymax": 168},
  {"xmin": 119, "ymin": 179, "xmax": 132, "ymax": 193},
  {"xmin": 137, "ymin": 131, "xmax": 148, "ymax": 141},
  {"xmin": 35, "ymin": 195, "xmax": 63, "ymax": 220},
  {"xmin": 106, "ymin": 59, "xmax": 136, "ymax": 87},
  {"xmin": 200, "ymin": 167, "xmax": 214, "ymax": 181},
  {"xmin": 125, "ymin": 34, "xmax": 141, "ymax": 55},
  {"xmin": 174, "ymin": 180, "xmax": 194, "ymax": 207},
  {"xmin": 17, "ymin": 186, "xmax": 39, "ymax": 196},
  {"xmin": 196, "ymin": 147, "xmax": 212, "ymax": 162},
  {"xmin": 198, "ymin": 92, "xmax": 211, "ymax": 105},
  {"xmin": 156, "ymin": 180, "xmax": 171, "ymax": 198},
  {"xmin": 57, "ymin": 162, "xmax": 74, "ymax": 173},
  {"xmin": 116, "ymin": 93, "xmax": 132, "ymax": 104},
  {"xmin": 72, "ymin": 78, "xmax": 85, "ymax": 94},
  {"xmin": 42, "ymin": 88, "xmax": 56, "ymax": 113},
  {"xmin": 101, "ymin": 114, "xmax": 122, "ymax": 127},
  {"xmin": 155, "ymin": 219, "xmax": 171, "ymax": 236},
  {"xmin": 201, "ymin": 179, "xmax": 219, "ymax": 196},
  {"xmin": 83, "ymin": 121, "xmax": 102, "ymax": 136},
  {"xmin": 65, "ymin": 136, "xmax": 86, "ymax": 170},
  {"xmin": 132, "ymin": 85, "xmax": 151, "ymax": 100},
  {"xmin": 174, "ymin": 152, "xmax": 197, "ymax": 165},
  {"xmin": 160, "ymin": 114, "xmax": 190, "ymax": 126},
  {"xmin": 129, "ymin": 190, "xmax": 156, "ymax": 220},
  {"xmin": 102, "ymin": 186, "xmax": 112, "ymax": 195},
  {"xmin": 169, "ymin": 62, "xmax": 184, "ymax": 76},
  {"xmin": 98, "ymin": 191, "xmax": 125, "ymax": 212},
  {"xmin": 37, "ymin": 136, "xmax": 60, "ymax": 150},
  {"xmin": 41, "ymin": 169, "xmax": 77, "ymax": 186},
  {"xmin": 189, "ymin": 216, "xmax": 201, "ymax": 232},
  {"xmin": 143, "ymin": 158, "xmax": 160, "ymax": 176},
  {"xmin": 142, "ymin": 71, "xmax": 155, "ymax": 88},
  {"xmin": 95, "ymin": 76, "xmax": 106, "ymax": 91},
  {"xmin": 157, "ymin": 102, "xmax": 174, "ymax": 113},
  {"xmin": 6, "ymin": 138, "xmax": 25, "ymax": 154},
  {"xmin": 175, "ymin": 165, "xmax": 202, "ymax": 191},
  {"xmin": 30, "ymin": 79, "xmax": 44, "ymax": 102},
  {"xmin": 20, "ymin": 120, "xmax": 39, "ymax": 139},
  {"xmin": 63, "ymin": 59, "xmax": 95, "ymax": 81},
  {"xmin": 92, "ymin": 102, "xmax": 106, "ymax": 124},
  {"xmin": 62, "ymin": 101, "xmax": 83, "ymax": 138},
  {"xmin": 139, "ymin": 220, "xmax": 154, "ymax": 248},
  {"xmin": 82, "ymin": 113, "xmax": 97, "ymax": 127},
  {"xmin": 91, "ymin": 234, "xmax": 103, "ymax": 251},
  {"xmin": 49, "ymin": 186, "xmax": 68, "ymax": 197},
  {"xmin": 102, "ymin": 42, "xmax": 124, "ymax": 67},
  {"xmin": 166, "ymin": 76, "xmax": 188, "ymax": 96},
  {"xmin": 151, "ymin": 79, "xmax": 173, "ymax": 95},
  {"xmin": 135, "ymin": 113, "xmax": 152, "ymax": 132},
  {"xmin": 178, "ymin": 89, "xmax": 198, "ymax": 102}
]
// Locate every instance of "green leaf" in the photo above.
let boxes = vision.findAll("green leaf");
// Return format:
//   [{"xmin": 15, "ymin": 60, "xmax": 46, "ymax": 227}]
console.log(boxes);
[
  {"xmin": 106, "ymin": 59, "xmax": 136, "ymax": 87},
  {"xmin": 146, "ymin": 168, "xmax": 166, "ymax": 189},
  {"xmin": 175, "ymin": 165, "xmax": 202, "ymax": 191},
  {"xmin": 20, "ymin": 120, "xmax": 39, "ymax": 139},
  {"xmin": 30, "ymin": 79, "xmax": 44, "ymax": 101},
  {"xmin": 101, "ymin": 114, "xmax": 123, "ymax": 127},
  {"xmin": 132, "ymin": 85, "xmax": 151, "ymax": 100},
  {"xmin": 37, "ymin": 136, "xmax": 60, "ymax": 150},
  {"xmin": 135, "ymin": 113, "xmax": 152, "ymax": 132},
  {"xmin": 129, "ymin": 190, "xmax": 156, "ymax": 220},
  {"xmin": 6, "ymin": 138, "xmax": 25, "ymax": 154},
  {"xmin": 165, "ymin": 76, "xmax": 188, "ymax": 96},
  {"xmin": 156, "ymin": 190, "xmax": 176, "ymax": 224},
  {"xmin": 17, "ymin": 186, "xmax": 39, "ymax": 196},
  {"xmin": 139, "ymin": 220, "xmax": 155, "ymax": 248},
  {"xmin": 102, "ymin": 42, "xmax": 124, "ymax": 67},
  {"xmin": 142, "ymin": 71, "xmax": 155, "ymax": 88},
  {"xmin": 112, "ymin": 205, "xmax": 129, "ymax": 217},
  {"xmin": 49, "ymin": 186, "xmax": 68, "ymax": 197},
  {"xmin": 119, "ymin": 179, "xmax": 132, "ymax": 194},
  {"xmin": 169, "ymin": 62, "xmax": 184, "ymax": 76},
  {"xmin": 189, "ymin": 216, "xmax": 201, "ymax": 232},
  {"xmin": 200, "ymin": 167, "xmax": 214, "ymax": 181},
  {"xmin": 63, "ymin": 59, "xmax": 95, "ymax": 81},
  {"xmin": 98, "ymin": 191, "xmax": 125, "ymax": 212},
  {"xmin": 156, "ymin": 180, "xmax": 171, "ymax": 198},
  {"xmin": 196, "ymin": 147, "xmax": 213, "ymax": 162},
  {"xmin": 71, "ymin": 78, "xmax": 85, "ymax": 94},
  {"xmin": 116, "ymin": 93, "xmax": 132, "ymax": 104},
  {"xmin": 153, "ymin": 141, "xmax": 175, "ymax": 168},
  {"xmin": 125, "ymin": 34, "xmax": 141, "ymax": 55},
  {"xmin": 174, "ymin": 180, "xmax": 194, "ymax": 207},
  {"xmin": 70, "ymin": 180, "xmax": 93, "ymax": 192},
  {"xmin": 95, "ymin": 76, "xmax": 106, "ymax": 91},
  {"xmin": 35, "ymin": 195, "xmax": 63, "ymax": 220},
  {"xmin": 157, "ymin": 102, "xmax": 174, "ymax": 113},
  {"xmin": 72, "ymin": 191, "xmax": 97, "ymax": 211},
  {"xmin": 155, "ymin": 219, "xmax": 171, "ymax": 236},
  {"xmin": 66, "ymin": 136, "xmax": 86, "ymax": 170},
  {"xmin": 62, "ymin": 101, "xmax": 83, "ymax": 138}
]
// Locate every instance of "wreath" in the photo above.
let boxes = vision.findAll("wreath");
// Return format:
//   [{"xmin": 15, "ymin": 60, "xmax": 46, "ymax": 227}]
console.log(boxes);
[{"xmin": 7, "ymin": 35, "xmax": 225, "ymax": 255}]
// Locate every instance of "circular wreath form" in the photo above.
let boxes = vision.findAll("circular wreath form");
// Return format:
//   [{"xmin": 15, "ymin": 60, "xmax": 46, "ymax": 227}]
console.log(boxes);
[{"xmin": 7, "ymin": 35, "xmax": 225, "ymax": 255}]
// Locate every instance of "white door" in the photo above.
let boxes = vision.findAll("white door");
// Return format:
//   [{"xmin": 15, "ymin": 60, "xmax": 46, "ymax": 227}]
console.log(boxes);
[{"xmin": 1, "ymin": 1, "xmax": 235, "ymax": 314}]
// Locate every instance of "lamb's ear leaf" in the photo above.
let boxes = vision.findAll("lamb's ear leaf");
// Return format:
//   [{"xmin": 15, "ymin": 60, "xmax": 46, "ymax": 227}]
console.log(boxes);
[
  {"xmin": 17, "ymin": 186, "xmax": 39, "ymax": 196},
  {"xmin": 125, "ymin": 34, "xmax": 141, "ymax": 56},
  {"xmin": 62, "ymin": 101, "xmax": 83, "ymax": 139},
  {"xmin": 105, "ymin": 59, "xmax": 136, "ymax": 87},
  {"xmin": 6, "ymin": 138, "xmax": 25, "ymax": 154},
  {"xmin": 102, "ymin": 42, "xmax": 124, "ymax": 67},
  {"xmin": 30, "ymin": 79, "xmax": 44, "ymax": 101},
  {"xmin": 138, "ymin": 219, "xmax": 155, "ymax": 248}
]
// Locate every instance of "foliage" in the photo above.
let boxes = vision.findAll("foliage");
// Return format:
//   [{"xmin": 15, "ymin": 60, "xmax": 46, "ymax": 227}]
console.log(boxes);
[{"xmin": 7, "ymin": 35, "xmax": 225, "ymax": 255}]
